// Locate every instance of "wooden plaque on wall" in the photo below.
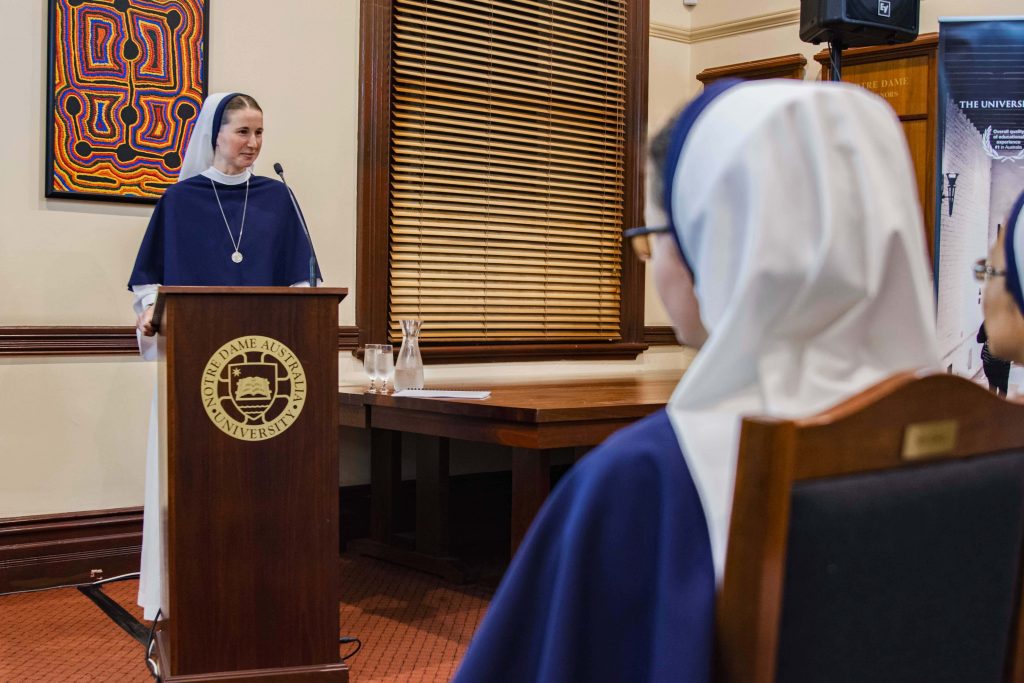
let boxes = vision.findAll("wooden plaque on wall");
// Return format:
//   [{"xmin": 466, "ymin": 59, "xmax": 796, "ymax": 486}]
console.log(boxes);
[
  {"xmin": 816, "ymin": 34, "xmax": 939, "ymax": 259},
  {"xmin": 697, "ymin": 54, "xmax": 808, "ymax": 86}
]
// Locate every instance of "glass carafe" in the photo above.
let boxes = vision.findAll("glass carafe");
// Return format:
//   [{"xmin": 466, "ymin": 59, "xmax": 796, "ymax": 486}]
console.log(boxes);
[{"xmin": 393, "ymin": 319, "xmax": 424, "ymax": 391}]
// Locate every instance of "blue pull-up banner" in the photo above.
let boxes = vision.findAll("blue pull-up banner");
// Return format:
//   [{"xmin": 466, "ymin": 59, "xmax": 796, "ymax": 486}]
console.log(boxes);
[{"xmin": 934, "ymin": 17, "xmax": 1024, "ymax": 389}]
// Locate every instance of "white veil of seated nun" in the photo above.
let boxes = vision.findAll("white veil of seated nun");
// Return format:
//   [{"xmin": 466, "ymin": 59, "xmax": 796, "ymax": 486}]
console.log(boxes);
[
  {"xmin": 453, "ymin": 79, "xmax": 940, "ymax": 683},
  {"xmin": 666, "ymin": 79, "xmax": 941, "ymax": 581},
  {"xmin": 129, "ymin": 92, "xmax": 320, "ymax": 622}
]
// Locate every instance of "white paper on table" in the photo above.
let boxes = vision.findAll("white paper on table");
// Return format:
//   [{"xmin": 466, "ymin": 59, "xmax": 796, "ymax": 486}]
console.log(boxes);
[{"xmin": 391, "ymin": 389, "xmax": 491, "ymax": 399}]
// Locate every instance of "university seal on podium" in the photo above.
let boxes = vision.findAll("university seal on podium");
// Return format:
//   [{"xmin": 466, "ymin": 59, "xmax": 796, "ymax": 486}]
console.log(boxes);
[{"xmin": 200, "ymin": 335, "xmax": 307, "ymax": 442}]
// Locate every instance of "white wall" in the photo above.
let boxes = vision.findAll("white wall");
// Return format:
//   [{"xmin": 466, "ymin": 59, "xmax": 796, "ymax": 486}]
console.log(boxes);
[{"xmin": 0, "ymin": 0, "xmax": 694, "ymax": 518}]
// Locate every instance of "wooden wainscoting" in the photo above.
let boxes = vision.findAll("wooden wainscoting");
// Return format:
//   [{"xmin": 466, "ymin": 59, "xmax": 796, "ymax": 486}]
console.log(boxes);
[
  {"xmin": 0, "ymin": 326, "xmax": 361, "ymax": 357},
  {"xmin": 0, "ymin": 507, "xmax": 143, "ymax": 594},
  {"xmin": 697, "ymin": 53, "xmax": 808, "ymax": 85},
  {"xmin": 0, "ymin": 325, "xmax": 672, "ymax": 358}
]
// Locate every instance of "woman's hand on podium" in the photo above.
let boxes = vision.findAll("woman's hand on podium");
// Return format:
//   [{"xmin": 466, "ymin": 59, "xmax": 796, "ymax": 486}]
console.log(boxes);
[{"xmin": 138, "ymin": 305, "xmax": 156, "ymax": 337}]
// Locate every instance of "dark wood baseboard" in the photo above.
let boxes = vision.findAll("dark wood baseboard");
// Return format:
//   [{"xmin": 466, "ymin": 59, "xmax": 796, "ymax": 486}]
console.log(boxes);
[
  {"xmin": 0, "ymin": 470, "xmax": 539, "ymax": 594},
  {"xmin": 0, "ymin": 326, "xmax": 361, "ymax": 357},
  {"xmin": 0, "ymin": 507, "xmax": 144, "ymax": 594},
  {"xmin": 0, "ymin": 483, "xmax": 377, "ymax": 595},
  {"xmin": 644, "ymin": 326, "xmax": 679, "ymax": 346}
]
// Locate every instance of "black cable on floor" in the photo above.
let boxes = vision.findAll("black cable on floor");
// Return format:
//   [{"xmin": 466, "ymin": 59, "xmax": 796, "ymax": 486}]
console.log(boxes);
[
  {"xmin": 77, "ymin": 583, "xmax": 150, "ymax": 647},
  {"xmin": 340, "ymin": 636, "xmax": 362, "ymax": 661}
]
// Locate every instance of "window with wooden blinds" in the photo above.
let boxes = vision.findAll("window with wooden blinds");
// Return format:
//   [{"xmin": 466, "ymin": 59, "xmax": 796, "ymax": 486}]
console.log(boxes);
[{"xmin": 358, "ymin": 0, "xmax": 648, "ymax": 359}]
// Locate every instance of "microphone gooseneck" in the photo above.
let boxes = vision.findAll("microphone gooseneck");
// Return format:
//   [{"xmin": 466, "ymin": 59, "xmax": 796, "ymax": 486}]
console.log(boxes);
[{"xmin": 274, "ymin": 162, "xmax": 320, "ymax": 288}]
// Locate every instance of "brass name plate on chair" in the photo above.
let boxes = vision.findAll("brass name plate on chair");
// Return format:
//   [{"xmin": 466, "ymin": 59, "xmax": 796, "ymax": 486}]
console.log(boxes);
[{"xmin": 902, "ymin": 419, "xmax": 958, "ymax": 460}]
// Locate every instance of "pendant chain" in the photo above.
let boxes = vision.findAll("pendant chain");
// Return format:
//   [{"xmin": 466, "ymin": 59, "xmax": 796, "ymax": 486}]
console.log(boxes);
[{"xmin": 210, "ymin": 176, "xmax": 249, "ymax": 263}]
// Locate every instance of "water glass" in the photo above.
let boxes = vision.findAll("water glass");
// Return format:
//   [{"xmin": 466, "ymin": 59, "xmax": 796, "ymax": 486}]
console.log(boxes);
[
  {"xmin": 377, "ymin": 344, "xmax": 395, "ymax": 394},
  {"xmin": 363, "ymin": 344, "xmax": 381, "ymax": 393}
]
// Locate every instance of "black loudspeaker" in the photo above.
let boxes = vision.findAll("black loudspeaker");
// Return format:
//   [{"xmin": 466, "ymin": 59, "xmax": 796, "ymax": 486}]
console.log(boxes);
[{"xmin": 800, "ymin": 0, "xmax": 920, "ymax": 47}]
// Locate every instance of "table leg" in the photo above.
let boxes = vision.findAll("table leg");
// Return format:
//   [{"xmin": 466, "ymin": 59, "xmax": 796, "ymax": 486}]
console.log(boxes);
[
  {"xmin": 354, "ymin": 432, "xmax": 473, "ymax": 583},
  {"xmin": 416, "ymin": 437, "xmax": 450, "ymax": 555},
  {"xmin": 369, "ymin": 428, "xmax": 401, "ymax": 544},
  {"xmin": 511, "ymin": 447, "xmax": 552, "ymax": 556}
]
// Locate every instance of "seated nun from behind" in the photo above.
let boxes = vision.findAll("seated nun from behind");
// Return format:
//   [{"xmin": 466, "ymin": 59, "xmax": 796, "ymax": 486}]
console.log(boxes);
[
  {"xmin": 127, "ymin": 92, "xmax": 321, "ymax": 621},
  {"xmin": 452, "ymin": 79, "xmax": 940, "ymax": 683}
]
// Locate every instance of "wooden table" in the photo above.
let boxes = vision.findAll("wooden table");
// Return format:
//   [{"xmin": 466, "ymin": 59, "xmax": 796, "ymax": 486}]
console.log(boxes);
[{"xmin": 338, "ymin": 375, "xmax": 678, "ymax": 580}]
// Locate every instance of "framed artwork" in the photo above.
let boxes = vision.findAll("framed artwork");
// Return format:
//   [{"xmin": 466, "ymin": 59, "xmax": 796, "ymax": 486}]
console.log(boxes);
[{"xmin": 45, "ymin": 0, "xmax": 209, "ymax": 203}]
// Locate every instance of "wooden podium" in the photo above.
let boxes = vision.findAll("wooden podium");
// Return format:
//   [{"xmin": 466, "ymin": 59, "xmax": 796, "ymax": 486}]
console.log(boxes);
[{"xmin": 151, "ymin": 286, "xmax": 349, "ymax": 682}]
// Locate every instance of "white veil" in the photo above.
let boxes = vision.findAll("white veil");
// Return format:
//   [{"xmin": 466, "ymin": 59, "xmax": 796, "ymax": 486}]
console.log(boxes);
[
  {"xmin": 178, "ymin": 92, "xmax": 236, "ymax": 182},
  {"xmin": 664, "ymin": 81, "xmax": 941, "ymax": 581},
  {"xmin": 133, "ymin": 92, "xmax": 239, "ymax": 360}
]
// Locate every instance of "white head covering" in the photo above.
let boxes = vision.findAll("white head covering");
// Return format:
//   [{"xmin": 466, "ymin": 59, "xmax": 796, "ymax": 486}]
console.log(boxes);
[
  {"xmin": 663, "ymin": 80, "xmax": 941, "ymax": 581},
  {"xmin": 178, "ymin": 92, "xmax": 240, "ymax": 182}
]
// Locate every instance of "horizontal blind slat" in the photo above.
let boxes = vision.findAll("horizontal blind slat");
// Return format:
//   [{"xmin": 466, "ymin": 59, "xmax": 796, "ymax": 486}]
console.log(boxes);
[
  {"xmin": 395, "ymin": 0, "xmax": 625, "ymax": 53},
  {"xmin": 391, "ymin": 38, "xmax": 626, "ymax": 87},
  {"xmin": 393, "ymin": 70, "xmax": 625, "ymax": 114},
  {"xmin": 423, "ymin": 0, "xmax": 627, "ymax": 36},
  {"xmin": 392, "ymin": 26, "xmax": 625, "ymax": 80},
  {"xmin": 393, "ymin": 88, "xmax": 623, "ymax": 130}
]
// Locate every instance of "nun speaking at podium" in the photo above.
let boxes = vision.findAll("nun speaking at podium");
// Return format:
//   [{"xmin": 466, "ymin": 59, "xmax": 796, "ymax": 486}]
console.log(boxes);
[
  {"xmin": 453, "ymin": 80, "xmax": 940, "ymax": 682},
  {"xmin": 127, "ymin": 92, "xmax": 321, "ymax": 621}
]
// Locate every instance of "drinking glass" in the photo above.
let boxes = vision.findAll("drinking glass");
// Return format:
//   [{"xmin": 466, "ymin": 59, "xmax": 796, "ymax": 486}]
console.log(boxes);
[
  {"xmin": 377, "ymin": 344, "xmax": 395, "ymax": 394},
  {"xmin": 363, "ymin": 344, "xmax": 381, "ymax": 393}
]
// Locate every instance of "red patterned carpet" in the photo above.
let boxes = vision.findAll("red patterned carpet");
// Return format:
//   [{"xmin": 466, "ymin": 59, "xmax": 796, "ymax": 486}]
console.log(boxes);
[{"xmin": 0, "ymin": 554, "xmax": 492, "ymax": 682}]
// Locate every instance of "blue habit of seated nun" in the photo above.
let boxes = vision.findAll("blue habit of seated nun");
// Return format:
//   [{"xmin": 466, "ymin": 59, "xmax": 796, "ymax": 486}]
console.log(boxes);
[
  {"xmin": 982, "ymin": 189, "xmax": 1024, "ymax": 364},
  {"xmin": 452, "ymin": 80, "xmax": 940, "ymax": 683},
  {"xmin": 128, "ymin": 92, "xmax": 321, "ymax": 621}
]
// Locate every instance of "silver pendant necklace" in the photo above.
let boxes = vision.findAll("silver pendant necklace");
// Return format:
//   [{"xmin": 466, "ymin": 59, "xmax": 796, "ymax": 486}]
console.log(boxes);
[{"xmin": 210, "ymin": 176, "xmax": 249, "ymax": 263}]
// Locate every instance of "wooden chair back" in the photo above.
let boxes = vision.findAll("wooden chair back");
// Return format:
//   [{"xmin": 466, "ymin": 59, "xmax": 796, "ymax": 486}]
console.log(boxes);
[{"xmin": 717, "ymin": 371, "xmax": 1024, "ymax": 682}]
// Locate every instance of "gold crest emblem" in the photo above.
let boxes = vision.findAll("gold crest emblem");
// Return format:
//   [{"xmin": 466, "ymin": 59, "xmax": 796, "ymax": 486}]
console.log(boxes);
[{"xmin": 200, "ymin": 335, "xmax": 307, "ymax": 442}]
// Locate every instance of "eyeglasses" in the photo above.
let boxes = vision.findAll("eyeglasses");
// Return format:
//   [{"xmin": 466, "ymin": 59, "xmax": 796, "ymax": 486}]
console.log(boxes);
[
  {"xmin": 973, "ymin": 258, "xmax": 1007, "ymax": 283},
  {"xmin": 623, "ymin": 225, "xmax": 671, "ymax": 261}
]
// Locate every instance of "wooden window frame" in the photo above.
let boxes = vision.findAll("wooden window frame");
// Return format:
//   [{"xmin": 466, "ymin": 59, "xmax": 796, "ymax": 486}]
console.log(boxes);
[{"xmin": 356, "ymin": 0, "xmax": 651, "ymax": 363}]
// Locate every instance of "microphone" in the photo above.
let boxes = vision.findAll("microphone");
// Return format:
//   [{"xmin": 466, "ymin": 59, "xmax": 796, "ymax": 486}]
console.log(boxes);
[{"xmin": 274, "ymin": 162, "xmax": 320, "ymax": 288}]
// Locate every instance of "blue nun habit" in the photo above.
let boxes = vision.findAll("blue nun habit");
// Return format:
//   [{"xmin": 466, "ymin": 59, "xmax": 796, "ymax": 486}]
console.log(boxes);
[
  {"xmin": 453, "ymin": 411, "xmax": 714, "ymax": 683},
  {"xmin": 452, "ymin": 81, "xmax": 741, "ymax": 683},
  {"xmin": 128, "ymin": 92, "xmax": 319, "ymax": 289},
  {"xmin": 127, "ymin": 173, "xmax": 319, "ymax": 288}
]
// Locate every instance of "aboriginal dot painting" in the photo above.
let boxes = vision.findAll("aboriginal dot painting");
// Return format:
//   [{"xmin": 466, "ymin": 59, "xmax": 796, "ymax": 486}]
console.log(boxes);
[{"xmin": 47, "ymin": 0, "xmax": 208, "ymax": 202}]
